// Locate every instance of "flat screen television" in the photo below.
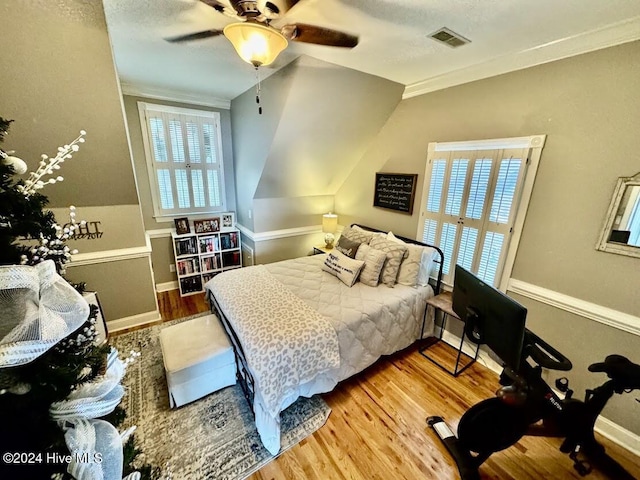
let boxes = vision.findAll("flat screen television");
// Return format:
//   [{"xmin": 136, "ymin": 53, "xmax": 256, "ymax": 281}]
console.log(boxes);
[{"xmin": 452, "ymin": 265, "xmax": 528, "ymax": 372}]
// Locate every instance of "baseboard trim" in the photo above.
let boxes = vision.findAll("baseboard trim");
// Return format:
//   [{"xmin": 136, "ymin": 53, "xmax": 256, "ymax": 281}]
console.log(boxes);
[
  {"xmin": 440, "ymin": 329, "xmax": 503, "ymax": 374},
  {"xmin": 438, "ymin": 329, "xmax": 640, "ymax": 455},
  {"xmin": 508, "ymin": 279, "xmax": 640, "ymax": 337},
  {"xmin": 107, "ymin": 309, "xmax": 161, "ymax": 333},
  {"xmin": 595, "ymin": 415, "xmax": 640, "ymax": 457},
  {"xmin": 156, "ymin": 281, "xmax": 178, "ymax": 292}
]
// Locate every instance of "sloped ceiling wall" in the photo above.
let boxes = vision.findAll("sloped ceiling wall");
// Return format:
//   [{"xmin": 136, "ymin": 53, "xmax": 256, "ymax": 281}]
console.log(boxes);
[{"xmin": 230, "ymin": 55, "xmax": 404, "ymax": 233}]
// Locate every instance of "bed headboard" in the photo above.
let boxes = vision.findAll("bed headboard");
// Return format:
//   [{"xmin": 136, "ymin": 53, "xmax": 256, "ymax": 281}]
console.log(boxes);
[{"xmin": 351, "ymin": 224, "xmax": 444, "ymax": 295}]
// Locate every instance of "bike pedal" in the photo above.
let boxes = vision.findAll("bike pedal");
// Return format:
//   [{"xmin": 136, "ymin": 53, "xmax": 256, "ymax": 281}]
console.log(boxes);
[{"xmin": 573, "ymin": 460, "xmax": 592, "ymax": 476}]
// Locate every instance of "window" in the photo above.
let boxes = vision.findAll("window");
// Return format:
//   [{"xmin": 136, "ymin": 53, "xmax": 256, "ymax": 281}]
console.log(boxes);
[
  {"xmin": 418, "ymin": 136, "xmax": 546, "ymax": 289},
  {"xmin": 138, "ymin": 102, "xmax": 226, "ymax": 218}
]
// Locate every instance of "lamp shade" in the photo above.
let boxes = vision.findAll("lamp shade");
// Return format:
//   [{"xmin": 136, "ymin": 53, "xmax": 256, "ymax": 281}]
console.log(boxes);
[
  {"xmin": 223, "ymin": 22, "xmax": 288, "ymax": 67},
  {"xmin": 322, "ymin": 213, "xmax": 338, "ymax": 234}
]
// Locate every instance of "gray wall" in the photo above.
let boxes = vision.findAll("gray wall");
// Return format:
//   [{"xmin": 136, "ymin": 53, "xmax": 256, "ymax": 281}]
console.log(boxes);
[
  {"xmin": 335, "ymin": 41, "xmax": 640, "ymax": 433},
  {"xmin": 230, "ymin": 55, "xmax": 404, "ymax": 263},
  {"xmin": 122, "ymin": 95, "xmax": 236, "ymax": 286},
  {"xmin": 0, "ymin": 0, "xmax": 157, "ymax": 323}
]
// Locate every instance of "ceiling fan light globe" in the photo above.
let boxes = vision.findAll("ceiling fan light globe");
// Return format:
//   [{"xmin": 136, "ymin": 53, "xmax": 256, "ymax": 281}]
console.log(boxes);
[{"xmin": 223, "ymin": 22, "xmax": 288, "ymax": 67}]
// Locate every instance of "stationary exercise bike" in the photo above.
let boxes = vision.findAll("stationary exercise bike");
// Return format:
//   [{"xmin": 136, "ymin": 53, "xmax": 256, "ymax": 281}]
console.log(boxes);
[
  {"xmin": 427, "ymin": 266, "xmax": 640, "ymax": 479},
  {"xmin": 427, "ymin": 328, "xmax": 640, "ymax": 480}
]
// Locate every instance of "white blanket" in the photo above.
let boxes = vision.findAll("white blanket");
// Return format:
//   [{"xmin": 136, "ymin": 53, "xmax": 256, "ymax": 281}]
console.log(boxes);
[
  {"xmin": 266, "ymin": 255, "xmax": 434, "ymax": 382},
  {"xmin": 206, "ymin": 255, "xmax": 434, "ymax": 454},
  {"xmin": 206, "ymin": 265, "xmax": 340, "ymax": 418}
]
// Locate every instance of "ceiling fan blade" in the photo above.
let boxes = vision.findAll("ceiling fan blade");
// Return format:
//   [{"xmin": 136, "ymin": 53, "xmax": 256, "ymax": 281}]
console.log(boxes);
[
  {"xmin": 281, "ymin": 23, "xmax": 358, "ymax": 48},
  {"xmin": 165, "ymin": 29, "xmax": 224, "ymax": 43},
  {"xmin": 199, "ymin": 0, "xmax": 227, "ymax": 13}
]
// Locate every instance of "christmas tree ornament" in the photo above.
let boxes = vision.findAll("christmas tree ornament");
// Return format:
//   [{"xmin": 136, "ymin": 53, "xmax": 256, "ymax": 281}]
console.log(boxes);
[{"xmin": 1, "ymin": 154, "xmax": 27, "ymax": 174}]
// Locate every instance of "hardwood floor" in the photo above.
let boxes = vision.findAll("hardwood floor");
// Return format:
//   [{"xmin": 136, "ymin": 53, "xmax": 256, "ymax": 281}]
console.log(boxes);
[
  {"xmin": 156, "ymin": 290, "xmax": 640, "ymax": 480},
  {"xmin": 156, "ymin": 288, "xmax": 210, "ymax": 321}
]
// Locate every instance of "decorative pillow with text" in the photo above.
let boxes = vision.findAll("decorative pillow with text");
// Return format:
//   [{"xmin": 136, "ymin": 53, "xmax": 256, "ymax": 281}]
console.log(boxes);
[
  {"xmin": 322, "ymin": 250, "xmax": 365, "ymax": 287},
  {"xmin": 335, "ymin": 236, "xmax": 361, "ymax": 258}
]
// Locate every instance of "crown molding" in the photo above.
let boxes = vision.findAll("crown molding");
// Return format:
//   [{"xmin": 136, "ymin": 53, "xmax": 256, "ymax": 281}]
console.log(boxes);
[
  {"xmin": 120, "ymin": 82, "xmax": 231, "ymax": 109},
  {"xmin": 403, "ymin": 16, "xmax": 640, "ymax": 99}
]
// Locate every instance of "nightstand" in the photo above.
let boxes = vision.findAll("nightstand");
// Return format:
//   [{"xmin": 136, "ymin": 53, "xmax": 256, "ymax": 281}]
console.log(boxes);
[
  {"xmin": 420, "ymin": 291, "xmax": 479, "ymax": 377},
  {"xmin": 313, "ymin": 245, "xmax": 334, "ymax": 255}
]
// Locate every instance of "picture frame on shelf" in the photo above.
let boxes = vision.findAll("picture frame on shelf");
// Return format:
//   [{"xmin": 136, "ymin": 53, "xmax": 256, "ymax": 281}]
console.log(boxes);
[
  {"xmin": 221, "ymin": 212, "xmax": 235, "ymax": 230},
  {"xmin": 194, "ymin": 217, "xmax": 220, "ymax": 234},
  {"xmin": 174, "ymin": 217, "xmax": 190, "ymax": 235}
]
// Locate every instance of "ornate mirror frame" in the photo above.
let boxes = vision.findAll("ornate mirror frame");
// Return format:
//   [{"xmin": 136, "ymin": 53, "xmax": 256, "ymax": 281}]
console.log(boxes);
[{"xmin": 596, "ymin": 172, "xmax": 640, "ymax": 258}]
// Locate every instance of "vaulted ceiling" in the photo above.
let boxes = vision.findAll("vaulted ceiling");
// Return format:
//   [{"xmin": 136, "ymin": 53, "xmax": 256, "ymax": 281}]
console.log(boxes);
[{"xmin": 103, "ymin": 0, "xmax": 640, "ymax": 103}]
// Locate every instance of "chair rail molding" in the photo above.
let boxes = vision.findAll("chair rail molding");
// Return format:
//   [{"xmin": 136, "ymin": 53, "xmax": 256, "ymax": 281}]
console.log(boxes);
[{"xmin": 508, "ymin": 279, "xmax": 639, "ymax": 337}]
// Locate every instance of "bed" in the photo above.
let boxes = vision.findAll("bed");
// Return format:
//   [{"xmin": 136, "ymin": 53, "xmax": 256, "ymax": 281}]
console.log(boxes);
[{"xmin": 204, "ymin": 224, "xmax": 443, "ymax": 454}]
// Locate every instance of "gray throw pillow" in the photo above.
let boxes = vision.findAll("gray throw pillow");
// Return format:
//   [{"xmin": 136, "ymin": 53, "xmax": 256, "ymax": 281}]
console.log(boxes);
[
  {"xmin": 335, "ymin": 236, "xmax": 361, "ymax": 258},
  {"xmin": 355, "ymin": 244, "xmax": 386, "ymax": 287},
  {"xmin": 369, "ymin": 235, "xmax": 408, "ymax": 287},
  {"xmin": 340, "ymin": 225, "xmax": 375, "ymax": 244}
]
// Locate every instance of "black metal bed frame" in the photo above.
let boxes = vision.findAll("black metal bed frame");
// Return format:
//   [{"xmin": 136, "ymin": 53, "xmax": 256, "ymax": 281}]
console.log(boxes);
[{"xmin": 206, "ymin": 224, "xmax": 444, "ymax": 412}]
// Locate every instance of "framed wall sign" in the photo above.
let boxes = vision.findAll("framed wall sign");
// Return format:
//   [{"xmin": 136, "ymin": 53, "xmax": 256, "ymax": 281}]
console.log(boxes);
[{"xmin": 373, "ymin": 173, "xmax": 418, "ymax": 215}]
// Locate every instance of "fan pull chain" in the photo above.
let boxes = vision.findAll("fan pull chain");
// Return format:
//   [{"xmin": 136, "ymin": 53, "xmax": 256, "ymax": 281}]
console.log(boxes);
[{"xmin": 255, "ymin": 67, "xmax": 262, "ymax": 115}]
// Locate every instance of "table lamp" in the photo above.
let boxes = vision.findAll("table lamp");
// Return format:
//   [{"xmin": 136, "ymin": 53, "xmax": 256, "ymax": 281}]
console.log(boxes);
[{"xmin": 322, "ymin": 213, "xmax": 338, "ymax": 248}]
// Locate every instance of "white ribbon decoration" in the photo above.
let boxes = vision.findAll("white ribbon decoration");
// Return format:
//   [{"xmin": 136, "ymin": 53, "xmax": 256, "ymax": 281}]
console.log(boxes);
[
  {"xmin": 50, "ymin": 348, "xmax": 139, "ymax": 480},
  {"xmin": 0, "ymin": 260, "xmax": 89, "ymax": 367}
]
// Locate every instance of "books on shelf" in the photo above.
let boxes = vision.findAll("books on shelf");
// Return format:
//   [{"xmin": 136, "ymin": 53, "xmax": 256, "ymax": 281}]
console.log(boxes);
[
  {"xmin": 201, "ymin": 254, "xmax": 221, "ymax": 272},
  {"xmin": 171, "ymin": 227, "xmax": 242, "ymax": 297},
  {"xmin": 175, "ymin": 237, "xmax": 197, "ymax": 256},
  {"xmin": 220, "ymin": 232, "xmax": 239, "ymax": 250},
  {"xmin": 177, "ymin": 257, "xmax": 200, "ymax": 276}
]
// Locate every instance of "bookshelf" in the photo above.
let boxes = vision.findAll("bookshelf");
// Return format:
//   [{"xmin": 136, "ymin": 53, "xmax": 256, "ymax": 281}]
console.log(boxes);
[{"xmin": 171, "ymin": 228, "xmax": 242, "ymax": 297}]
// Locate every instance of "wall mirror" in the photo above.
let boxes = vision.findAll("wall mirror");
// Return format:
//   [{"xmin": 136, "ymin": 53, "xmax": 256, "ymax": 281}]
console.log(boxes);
[{"xmin": 596, "ymin": 172, "xmax": 640, "ymax": 258}]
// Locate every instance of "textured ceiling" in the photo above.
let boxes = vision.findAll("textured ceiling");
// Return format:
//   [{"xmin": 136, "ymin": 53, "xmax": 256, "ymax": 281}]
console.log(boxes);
[{"xmin": 103, "ymin": 0, "xmax": 640, "ymax": 102}]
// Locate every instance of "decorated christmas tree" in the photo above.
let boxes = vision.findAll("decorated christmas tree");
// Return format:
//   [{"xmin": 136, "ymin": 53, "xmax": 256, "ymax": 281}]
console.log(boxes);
[{"xmin": 0, "ymin": 117, "xmax": 158, "ymax": 479}]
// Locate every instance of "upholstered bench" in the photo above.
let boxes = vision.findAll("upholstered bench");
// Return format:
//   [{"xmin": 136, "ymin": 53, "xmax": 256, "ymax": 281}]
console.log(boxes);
[{"xmin": 159, "ymin": 313, "xmax": 236, "ymax": 408}]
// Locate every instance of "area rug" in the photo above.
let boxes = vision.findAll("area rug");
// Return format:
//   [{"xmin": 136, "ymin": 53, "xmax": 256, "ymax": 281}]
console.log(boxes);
[{"xmin": 111, "ymin": 314, "xmax": 331, "ymax": 480}]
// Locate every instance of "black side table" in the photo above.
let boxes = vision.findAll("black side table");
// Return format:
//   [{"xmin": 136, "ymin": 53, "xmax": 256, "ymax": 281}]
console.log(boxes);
[{"xmin": 420, "ymin": 291, "xmax": 479, "ymax": 377}]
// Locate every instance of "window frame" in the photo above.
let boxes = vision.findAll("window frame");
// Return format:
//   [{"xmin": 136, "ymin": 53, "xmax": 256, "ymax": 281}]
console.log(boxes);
[
  {"xmin": 137, "ymin": 102, "xmax": 226, "ymax": 219},
  {"xmin": 417, "ymin": 135, "xmax": 546, "ymax": 291}
]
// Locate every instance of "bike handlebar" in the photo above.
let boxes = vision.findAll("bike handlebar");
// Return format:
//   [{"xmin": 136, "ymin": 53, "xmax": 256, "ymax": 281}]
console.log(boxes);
[
  {"xmin": 589, "ymin": 354, "xmax": 640, "ymax": 391},
  {"xmin": 523, "ymin": 329, "xmax": 573, "ymax": 371}
]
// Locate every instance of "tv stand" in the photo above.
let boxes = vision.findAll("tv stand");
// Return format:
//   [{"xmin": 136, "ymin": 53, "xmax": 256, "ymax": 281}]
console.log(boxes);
[{"xmin": 420, "ymin": 291, "xmax": 480, "ymax": 377}]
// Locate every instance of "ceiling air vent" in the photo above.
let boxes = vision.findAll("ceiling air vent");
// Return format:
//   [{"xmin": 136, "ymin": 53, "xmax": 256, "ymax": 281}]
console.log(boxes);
[{"xmin": 429, "ymin": 28, "xmax": 471, "ymax": 48}]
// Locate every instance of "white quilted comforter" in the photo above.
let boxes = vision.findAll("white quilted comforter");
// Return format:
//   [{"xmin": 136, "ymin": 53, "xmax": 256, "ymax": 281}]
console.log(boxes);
[{"xmin": 205, "ymin": 254, "xmax": 434, "ymax": 455}]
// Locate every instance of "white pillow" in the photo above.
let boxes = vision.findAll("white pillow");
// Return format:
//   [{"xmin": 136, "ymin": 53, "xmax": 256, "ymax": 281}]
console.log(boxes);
[
  {"xmin": 322, "ymin": 250, "xmax": 365, "ymax": 287},
  {"xmin": 355, "ymin": 244, "xmax": 386, "ymax": 287},
  {"xmin": 416, "ymin": 247, "xmax": 439, "ymax": 286}
]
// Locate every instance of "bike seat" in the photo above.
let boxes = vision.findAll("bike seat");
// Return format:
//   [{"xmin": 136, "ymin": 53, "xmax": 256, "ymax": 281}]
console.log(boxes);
[{"xmin": 588, "ymin": 355, "xmax": 640, "ymax": 390}]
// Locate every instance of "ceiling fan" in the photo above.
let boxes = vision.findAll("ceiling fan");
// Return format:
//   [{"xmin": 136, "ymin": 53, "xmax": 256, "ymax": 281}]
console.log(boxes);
[{"xmin": 165, "ymin": 0, "xmax": 359, "ymax": 67}]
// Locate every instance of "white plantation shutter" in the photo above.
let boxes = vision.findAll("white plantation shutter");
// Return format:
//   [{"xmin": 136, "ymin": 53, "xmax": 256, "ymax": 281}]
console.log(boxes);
[
  {"xmin": 418, "ymin": 139, "xmax": 540, "ymax": 288},
  {"xmin": 138, "ymin": 103, "xmax": 226, "ymax": 217}
]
